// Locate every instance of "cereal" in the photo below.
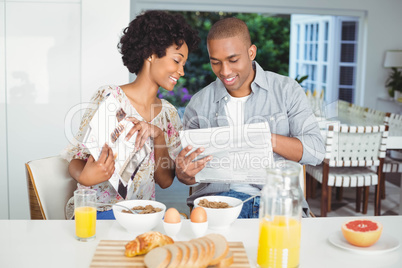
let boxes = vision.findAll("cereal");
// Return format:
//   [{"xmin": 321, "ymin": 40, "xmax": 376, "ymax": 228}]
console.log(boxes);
[
  {"xmin": 198, "ymin": 198, "xmax": 232, "ymax": 209},
  {"xmin": 122, "ymin": 205, "xmax": 162, "ymax": 214}
]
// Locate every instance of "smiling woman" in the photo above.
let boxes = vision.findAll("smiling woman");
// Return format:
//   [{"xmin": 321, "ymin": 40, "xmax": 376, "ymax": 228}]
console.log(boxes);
[{"xmin": 60, "ymin": 10, "xmax": 200, "ymax": 220}]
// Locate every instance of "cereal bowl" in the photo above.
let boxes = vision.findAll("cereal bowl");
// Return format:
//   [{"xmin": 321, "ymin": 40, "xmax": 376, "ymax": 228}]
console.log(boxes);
[
  {"xmin": 193, "ymin": 196, "xmax": 242, "ymax": 230},
  {"xmin": 112, "ymin": 200, "xmax": 166, "ymax": 233}
]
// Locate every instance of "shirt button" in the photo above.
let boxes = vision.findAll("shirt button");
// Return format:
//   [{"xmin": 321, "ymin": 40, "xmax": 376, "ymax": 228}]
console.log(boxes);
[
  {"xmin": 224, "ymin": 97, "xmax": 228, "ymax": 101},
  {"xmin": 215, "ymin": 113, "xmax": 218, "ymax": 116}
]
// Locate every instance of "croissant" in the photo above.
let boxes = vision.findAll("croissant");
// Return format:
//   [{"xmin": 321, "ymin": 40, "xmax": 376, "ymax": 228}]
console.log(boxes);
[{"xmin": 125, "ymin": 231, "xmax": 174, "ymax": 257}]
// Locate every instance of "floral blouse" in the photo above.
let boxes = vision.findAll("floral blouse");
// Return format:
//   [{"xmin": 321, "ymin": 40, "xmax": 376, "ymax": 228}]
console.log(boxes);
[{"xmin": 61, "ymin": 85, "xmax": 183, "ymax": 219}]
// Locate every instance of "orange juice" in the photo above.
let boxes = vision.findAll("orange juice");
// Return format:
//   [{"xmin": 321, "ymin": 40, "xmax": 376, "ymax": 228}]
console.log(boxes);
[
  {"xmin": 257, "ymin": 216, "xmax": 301, "ymax": 268},
  {"xmin": 75, "ymin": 206, "xmax": 96, "ymax": 238}
]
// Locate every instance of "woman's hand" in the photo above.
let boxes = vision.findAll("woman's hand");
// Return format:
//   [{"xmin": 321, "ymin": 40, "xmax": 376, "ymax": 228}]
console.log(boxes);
[
  {"xmin": 76, "ymin": 144, "xmax": 116, "ymax": 186},
  {"xmin": 125, "ymin": 117, "xmax": 163, "ymax": 151}
]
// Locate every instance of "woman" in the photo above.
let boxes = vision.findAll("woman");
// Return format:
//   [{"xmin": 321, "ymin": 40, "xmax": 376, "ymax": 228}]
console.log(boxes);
[{"xmin": 61, "ymin": 10, "xmax": 200, "ymax": 219}]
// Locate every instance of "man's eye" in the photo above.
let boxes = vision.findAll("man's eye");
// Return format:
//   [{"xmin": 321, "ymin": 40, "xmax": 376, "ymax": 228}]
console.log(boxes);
[
  {"xmin": 229, "ymin": 59, "xmax": 238, "ymax": 63},
  {"xmin": 211, "ymin": 61, "xmax": 220, "ymax": 65}
]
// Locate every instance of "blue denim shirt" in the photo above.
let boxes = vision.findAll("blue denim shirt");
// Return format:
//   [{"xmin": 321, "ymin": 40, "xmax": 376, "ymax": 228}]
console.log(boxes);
[{"xmin": 183, "ymin": 62, "xmax": 325, "ymax": 208}]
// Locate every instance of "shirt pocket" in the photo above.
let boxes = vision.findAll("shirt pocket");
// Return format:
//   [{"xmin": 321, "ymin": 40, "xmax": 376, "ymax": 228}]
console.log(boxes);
[{"xmin": 262, "ymin": 112, "xmax": 289, "ymax": 136}]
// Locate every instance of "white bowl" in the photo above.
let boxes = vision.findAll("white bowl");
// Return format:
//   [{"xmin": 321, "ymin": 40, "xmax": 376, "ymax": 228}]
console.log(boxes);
[
  {"xmin": 193, "ymin": 196, "xmax": 242, "ymax": 230},
  {"xmin": 112, "ymin": 200, "xmax": 166, "ymax": 233}
]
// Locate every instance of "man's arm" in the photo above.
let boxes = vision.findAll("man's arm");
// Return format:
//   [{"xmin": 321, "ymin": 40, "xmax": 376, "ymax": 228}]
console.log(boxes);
[{"xmin": 271, "ymin": 134, "xmax": 303, "ymax": 162}]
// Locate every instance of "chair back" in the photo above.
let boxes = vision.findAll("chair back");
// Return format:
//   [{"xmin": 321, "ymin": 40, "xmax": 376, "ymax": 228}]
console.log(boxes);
[
  {"xmin": 387, "ymin": 113, "xmax": 402, "ymax": 136},
  {"xmin": 25, "ymin": 156, "xmax": 77, "ymax": 219},
  {"xmin": 325, "ymin": 125, "xmax": 388, "ymax": 167}
]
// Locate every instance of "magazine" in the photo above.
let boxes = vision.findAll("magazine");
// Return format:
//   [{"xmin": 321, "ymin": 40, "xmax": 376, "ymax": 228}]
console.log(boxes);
[
  {"xmin": 82, "ymin": 94, "xmax": 150, "ymax": 194},
  {"xmin": 179, "ymin": 122, "xmax": 274, "ymax": 184}
]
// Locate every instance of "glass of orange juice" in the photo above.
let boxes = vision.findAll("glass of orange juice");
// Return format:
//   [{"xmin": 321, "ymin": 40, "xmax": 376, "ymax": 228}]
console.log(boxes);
[{"xmin": 74, "ymin": 189, "xmax": 97, "ymax": 241}]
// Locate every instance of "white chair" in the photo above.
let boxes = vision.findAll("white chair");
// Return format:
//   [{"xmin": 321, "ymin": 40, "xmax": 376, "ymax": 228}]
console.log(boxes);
[
  {"xmin": 25, "ymin": 156, "xmax": 77, "ymax": 219},
  {"xmin": 382, "ymin": 113, "xmax": 402, "ymax": 214},
  {"xmin": 306, "ymin": 124, "xmax": 388, "ymax": 217}
]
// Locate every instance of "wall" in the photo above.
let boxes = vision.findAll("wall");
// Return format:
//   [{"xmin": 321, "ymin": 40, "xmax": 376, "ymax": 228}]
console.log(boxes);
[{"xmin": 0, "ymin": 0, "xmax": 130, "ymax": 219}]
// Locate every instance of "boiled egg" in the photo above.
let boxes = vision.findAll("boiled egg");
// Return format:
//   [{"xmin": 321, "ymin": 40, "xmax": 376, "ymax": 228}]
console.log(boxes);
[
  {"xmin": 164, "ymin": 208, "xmax": 181, "ymax": 223},
  {"xmin": 190, "ymin": 207, "xmax": 207, "ymax": 223}
]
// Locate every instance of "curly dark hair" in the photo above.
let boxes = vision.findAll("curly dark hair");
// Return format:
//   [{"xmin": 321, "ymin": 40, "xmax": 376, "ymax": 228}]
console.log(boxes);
[{"xmin": 118, "ymin": 10, "xmax": 200, "ymax": 74}]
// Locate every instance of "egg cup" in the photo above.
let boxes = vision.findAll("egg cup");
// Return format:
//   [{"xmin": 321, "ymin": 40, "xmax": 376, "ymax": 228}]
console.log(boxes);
[
  {"xmin": 163, "ymin": 221, "xmax": 182, "ymax": 238},
  {"xmin": 190, "ymin": 221, "xmax": 208, "ymax": 238}
]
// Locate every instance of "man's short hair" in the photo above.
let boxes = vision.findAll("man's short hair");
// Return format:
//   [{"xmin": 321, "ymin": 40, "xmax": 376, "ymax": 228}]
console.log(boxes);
[{"xmin": 207, "ymin": 17, "xmax": 251, "ymax": 47}]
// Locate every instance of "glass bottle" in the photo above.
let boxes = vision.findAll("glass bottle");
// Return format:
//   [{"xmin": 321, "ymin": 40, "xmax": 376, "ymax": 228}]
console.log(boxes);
[{"xmin": 257, "ymin": 161, "xmax": 303, "ymax": 268}]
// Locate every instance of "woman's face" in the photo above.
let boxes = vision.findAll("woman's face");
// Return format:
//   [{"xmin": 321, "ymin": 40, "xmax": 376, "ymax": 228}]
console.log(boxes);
[{"xmin": 149, "ymin": 42, "xmax": 189, "ymax": 91}]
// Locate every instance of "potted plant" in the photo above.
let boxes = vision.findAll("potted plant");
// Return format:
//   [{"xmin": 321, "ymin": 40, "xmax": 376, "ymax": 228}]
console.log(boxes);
[{"xmin": 385, "ymin": 67, "xmax": 402, "ymax": 101}]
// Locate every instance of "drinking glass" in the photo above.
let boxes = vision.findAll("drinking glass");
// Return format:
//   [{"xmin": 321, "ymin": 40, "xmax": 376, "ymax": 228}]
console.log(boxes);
[{"xmin": 74, "ymin": 189, "xmax": 97, "ymax": 241}]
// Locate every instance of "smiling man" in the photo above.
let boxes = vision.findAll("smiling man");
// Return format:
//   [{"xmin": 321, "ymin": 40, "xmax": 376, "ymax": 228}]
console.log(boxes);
[{"xmin": 175, "ymin": 17, "xmax": 325, "ymax": 218}]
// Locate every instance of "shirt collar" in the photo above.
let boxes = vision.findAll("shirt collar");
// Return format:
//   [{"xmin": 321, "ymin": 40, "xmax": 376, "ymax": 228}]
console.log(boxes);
[{"xmin": 213, "ymin": 61, "xmax": 268, "ymax": 103}]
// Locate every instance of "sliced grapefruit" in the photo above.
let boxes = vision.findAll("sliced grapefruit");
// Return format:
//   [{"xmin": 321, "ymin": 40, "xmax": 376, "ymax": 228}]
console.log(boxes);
[{"xmin": 341, "ymin": 219, "xmax": 383, "ymax": 247}]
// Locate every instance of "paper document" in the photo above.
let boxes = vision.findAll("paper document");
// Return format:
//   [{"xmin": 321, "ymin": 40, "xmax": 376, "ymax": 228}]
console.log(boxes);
[
  {"xmin": 180, "ymin": 122, "xmax": 274, "ymax": 184},
  {"xmin": 82, "ymin": 95, "xmax": 150, "ymax": 194}
]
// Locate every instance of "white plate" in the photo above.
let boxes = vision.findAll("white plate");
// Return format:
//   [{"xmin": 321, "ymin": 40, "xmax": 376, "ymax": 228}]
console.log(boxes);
[{"xmin": 328, "ymin": 231, "xmax": 400, "ymax": 255}]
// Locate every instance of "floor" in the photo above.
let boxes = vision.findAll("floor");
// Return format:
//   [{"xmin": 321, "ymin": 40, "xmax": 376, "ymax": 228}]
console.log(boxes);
[{"xmin": 155, "ymin": 173, "xmax": 402, "ymax": 218}]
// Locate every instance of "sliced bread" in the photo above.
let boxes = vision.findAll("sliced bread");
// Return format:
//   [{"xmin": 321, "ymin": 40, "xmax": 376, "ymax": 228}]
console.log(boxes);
[
  {"xmin": 213, "ymin": 251, "xmax": 234, "ymax": 268},
  {"xmin": 173, "ymin": 242, "xmax": 190, "ymax": 268},
  {"xmin": 144, "ymin": 247, "xmax": 171, "ymax": 268},
  {"xmin": 164, "ymin": 244, "xmax": 183, "ymax": 268},
  {"xmin": 205, "ymin": 234, "xmax": 229, "ymax": 266}
]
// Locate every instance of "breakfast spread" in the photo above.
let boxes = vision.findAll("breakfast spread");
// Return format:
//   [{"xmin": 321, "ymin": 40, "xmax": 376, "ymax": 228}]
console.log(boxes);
[
  {"xmin": 341, "ymin": 219, "xmax": 383, "ymax": 247},
  {"xmin": 198, "ymin": 199, "xmax": 232, "ymax": 208},
  {"xmin": 122, "ymin": 205, "xmax": 163, "ymax": 214},
  {"xmin": 125, "ymin": 231, "xmax": 174, "ymax": 257}
]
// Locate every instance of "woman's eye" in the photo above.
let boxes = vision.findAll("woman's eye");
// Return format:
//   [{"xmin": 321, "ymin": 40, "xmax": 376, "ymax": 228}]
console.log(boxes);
[{"xmin": 173, "ymin": 59, "xmax": 179, "ymax": 64}]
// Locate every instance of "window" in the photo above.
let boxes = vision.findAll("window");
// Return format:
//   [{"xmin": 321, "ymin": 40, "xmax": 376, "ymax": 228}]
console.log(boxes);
[{"xmin": 290, "ymin": 15, "xmax": 359, "ymax": 103}]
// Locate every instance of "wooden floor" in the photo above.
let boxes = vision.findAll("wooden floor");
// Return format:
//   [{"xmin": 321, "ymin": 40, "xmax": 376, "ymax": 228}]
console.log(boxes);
[{"xmin": 156, "ymin": 174, "xmax": 401, "ymax": 218}]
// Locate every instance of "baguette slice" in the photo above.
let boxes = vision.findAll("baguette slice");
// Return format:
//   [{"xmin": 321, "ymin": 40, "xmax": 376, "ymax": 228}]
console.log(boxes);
[
  {"xmin": 164, "ymin": 244, "xmax": 183, "ymax": 268},
  {"xmin": 191, "ymin": 239, "xmax": 206, "ymax": 268},
  {"xmin": 174, "ymin": 242, "xmax": 190, "ymax": 268},
  {"xmin": 144, "ymin": 247, "xmax": 171, "ymax": 268},
  {"xmin": 197, "ymin": 238, "xmax": 214, "ymax": 267},
  {"xmin": 213, "ymin": 251, "xmax": 234, "ymax": 268},
  {"xmin": 205, "ymin": 234, "xmax": 229, "ymax": 266},
  {"xmin": 182, "ymin": 241, "xmax": 198, "ymax": 267}
]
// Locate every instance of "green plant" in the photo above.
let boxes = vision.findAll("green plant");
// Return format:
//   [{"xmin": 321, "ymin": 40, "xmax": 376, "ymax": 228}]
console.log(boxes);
[
  {"xmin": 385, "ymin": 67, "xmax": 402, "ymax": 96},
  {"xmin": 295, "ymin": 75, "xmax": 308, "ymax": 85}
]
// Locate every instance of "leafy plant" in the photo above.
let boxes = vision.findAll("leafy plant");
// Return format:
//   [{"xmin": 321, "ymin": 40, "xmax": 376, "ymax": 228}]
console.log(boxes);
[
  {"xmin": 295, "ymin": 75, "xmax": 308, "ymax": 85},
  {"xmin": 385, "ymin": 67, "xmax": 402, "ymax": 95}
]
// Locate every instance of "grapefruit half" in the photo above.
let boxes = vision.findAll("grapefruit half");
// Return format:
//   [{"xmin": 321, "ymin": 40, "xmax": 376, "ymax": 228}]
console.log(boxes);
[{"xmin": 341, "ymin": 219, "xmax": 383, "ymax": 247}]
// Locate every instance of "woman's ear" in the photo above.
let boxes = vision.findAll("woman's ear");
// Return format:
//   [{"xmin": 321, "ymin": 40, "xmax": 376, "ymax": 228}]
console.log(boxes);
[{"xmin": 248, "ymin": 44, "xmax": 257, "ymax": 60}]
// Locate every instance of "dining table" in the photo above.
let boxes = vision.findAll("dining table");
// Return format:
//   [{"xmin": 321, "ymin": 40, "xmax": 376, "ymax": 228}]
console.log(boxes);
[{"xmin": 0, "ymin": 215, "xmax": 401, "ymax": 268}]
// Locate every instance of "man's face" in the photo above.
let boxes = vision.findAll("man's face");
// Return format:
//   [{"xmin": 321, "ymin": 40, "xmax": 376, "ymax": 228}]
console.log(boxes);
[{"xmin": 207, "ymin": 36, "xmax": 256, "ymax": 97}]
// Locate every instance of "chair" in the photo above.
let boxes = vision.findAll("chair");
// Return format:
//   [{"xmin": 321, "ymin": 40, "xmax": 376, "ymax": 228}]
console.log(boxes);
[
  {"xmin": 382, "ymin": 113, "xmax": 402, "ymax": 214},
  {"xmin": 25, "ymin": 156, "xmax": 77, "ymax": 219},
  {"xmin": 306, "ymin": 124, "xmax": 388, "ymax": 217}
]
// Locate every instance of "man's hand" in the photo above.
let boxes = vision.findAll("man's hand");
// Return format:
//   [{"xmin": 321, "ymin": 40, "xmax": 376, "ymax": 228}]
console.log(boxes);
[{"xmin": 175, "ymin": 146, "xmax": 212, "ymax": 185}]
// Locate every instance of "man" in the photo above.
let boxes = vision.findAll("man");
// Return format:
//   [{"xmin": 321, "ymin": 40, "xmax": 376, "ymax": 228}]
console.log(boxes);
[{"xmin": 175, "ymin": 17, "xmax": 325, "ymax": 218}]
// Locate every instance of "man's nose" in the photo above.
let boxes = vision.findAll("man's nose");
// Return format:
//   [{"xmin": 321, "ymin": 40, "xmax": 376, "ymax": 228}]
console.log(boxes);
[{"xmin": 220, "ymin": 62, "xmax": 231, "ymax": 76}]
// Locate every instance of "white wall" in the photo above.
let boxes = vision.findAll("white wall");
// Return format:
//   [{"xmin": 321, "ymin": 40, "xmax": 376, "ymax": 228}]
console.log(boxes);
[{"xmin": 0, "ymin": 0, "xmax": 130, "ymax": 219}]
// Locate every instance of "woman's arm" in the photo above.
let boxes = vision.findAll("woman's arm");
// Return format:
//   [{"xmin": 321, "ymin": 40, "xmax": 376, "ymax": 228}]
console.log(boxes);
[{"xmin": 68, "ymin": 144, "xmax": 116, "ymax": 186}]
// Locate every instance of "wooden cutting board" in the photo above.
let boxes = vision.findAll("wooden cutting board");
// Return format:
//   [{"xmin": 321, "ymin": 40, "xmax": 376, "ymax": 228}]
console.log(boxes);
[{"xmin": 90, "ymin": 240, "xmax": 250, "ymax": 268}]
